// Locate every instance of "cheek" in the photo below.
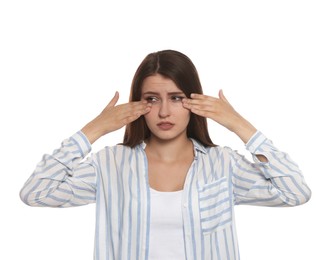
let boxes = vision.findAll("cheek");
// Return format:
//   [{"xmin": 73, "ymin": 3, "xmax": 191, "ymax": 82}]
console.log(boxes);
[
  {"xmin": 143, "ymin": 107, "xmax": 155, "ymax": 123},
  {"xmin": 179, "ymin": 107, "xmax": 191, "ymax": 120}
]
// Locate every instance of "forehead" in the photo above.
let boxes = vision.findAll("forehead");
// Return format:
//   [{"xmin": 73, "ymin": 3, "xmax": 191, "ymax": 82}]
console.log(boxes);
[{"xmin": 141, "ymin": 74, "xmax": 182, "ymax": 93}]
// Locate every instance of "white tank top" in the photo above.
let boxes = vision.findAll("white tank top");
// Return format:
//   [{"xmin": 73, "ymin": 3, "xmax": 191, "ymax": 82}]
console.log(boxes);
[{"xmin": 149, "ymin": 188, "xmax": 186, "ymax": 259}]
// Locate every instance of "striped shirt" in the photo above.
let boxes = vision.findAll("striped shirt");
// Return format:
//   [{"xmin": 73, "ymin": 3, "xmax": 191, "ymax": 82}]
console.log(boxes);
[{"xmin": 20, "ymin": 131, "xmax": 311, "ymax": 260}]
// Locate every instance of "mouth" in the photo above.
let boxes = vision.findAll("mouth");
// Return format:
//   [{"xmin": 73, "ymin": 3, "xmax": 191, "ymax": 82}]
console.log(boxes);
[{"xmin": 157, "ymin": 122, "xmax": 174, "ymax": 130}]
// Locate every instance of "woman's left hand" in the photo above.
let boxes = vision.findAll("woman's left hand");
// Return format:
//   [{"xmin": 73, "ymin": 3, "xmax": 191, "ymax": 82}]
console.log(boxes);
[
  {"xmin": 182, "ymin": 90, "xmax": 239, "ymax": 130},
  {"xmin": 182, "ymin": 90, "xmax": 257, "ymax": 142}
]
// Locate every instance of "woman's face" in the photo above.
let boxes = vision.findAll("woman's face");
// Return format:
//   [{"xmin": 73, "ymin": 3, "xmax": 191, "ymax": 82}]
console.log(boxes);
[{"xmin": 141, "ymin": 74, "xmax": 191, "ymax": 142}]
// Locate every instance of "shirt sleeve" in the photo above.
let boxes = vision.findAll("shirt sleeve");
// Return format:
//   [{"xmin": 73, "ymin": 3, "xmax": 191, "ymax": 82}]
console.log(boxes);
[
  {"xmin": 230, "ymin": 131, "xmax": 311, "ymax": 206},
  {"xmin": 20, "ymin": 131, "xmax": 97, "ymax": 207}
]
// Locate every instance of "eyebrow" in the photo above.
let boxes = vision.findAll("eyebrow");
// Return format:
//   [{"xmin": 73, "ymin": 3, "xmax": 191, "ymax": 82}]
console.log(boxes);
[{"xmin": 142, "ymin": 91, "xmax": 185, "ymax": 96}]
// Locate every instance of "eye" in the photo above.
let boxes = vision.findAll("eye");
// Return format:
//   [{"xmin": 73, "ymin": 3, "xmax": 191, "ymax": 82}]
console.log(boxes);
[
  {"xmin": 145, "ymin": 96, "xmax": 159, "ymax": 103},
  {"xmin": 171, "ymin": 96, "xmax": 185, "ymax": 102}
]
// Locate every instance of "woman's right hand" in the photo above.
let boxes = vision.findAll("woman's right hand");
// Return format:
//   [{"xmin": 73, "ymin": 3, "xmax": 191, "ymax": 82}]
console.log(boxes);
[{"xmin": 81, "ymin": 91, "xmax": 151, "ymax": 144}]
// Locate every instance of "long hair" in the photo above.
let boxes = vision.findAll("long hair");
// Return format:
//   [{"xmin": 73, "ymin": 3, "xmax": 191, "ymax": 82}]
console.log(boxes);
[{"xmin": 122, "ymin": 50, "xmax": 215, "ymax": 147}]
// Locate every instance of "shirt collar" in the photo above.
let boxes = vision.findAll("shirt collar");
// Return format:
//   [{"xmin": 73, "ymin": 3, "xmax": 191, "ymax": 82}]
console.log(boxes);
[{"xmin": 190, "ymin": 138, "xmax": 207, "ymax": 156}]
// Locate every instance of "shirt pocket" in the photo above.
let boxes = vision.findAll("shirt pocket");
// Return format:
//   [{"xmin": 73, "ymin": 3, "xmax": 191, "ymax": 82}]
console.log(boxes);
[{"xmin": 198, "ymin": 177, "xmax": 232, "ymax": 235}]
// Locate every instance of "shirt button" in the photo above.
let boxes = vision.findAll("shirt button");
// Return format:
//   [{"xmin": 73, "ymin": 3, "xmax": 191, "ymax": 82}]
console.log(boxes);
[{"xmin": 183, "ymin": 203, "xmax": 188, "ymax": 208}]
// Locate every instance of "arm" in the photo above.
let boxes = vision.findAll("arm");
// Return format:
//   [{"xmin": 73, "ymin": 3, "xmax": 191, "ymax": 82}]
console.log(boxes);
[
  {"xmin": 20, "ymin": 92, "xmax": 151, "ymax": 207},
  {"xmin": 81, "ymin": 91, "xmax": 151, "ymax": 144},
  {"xmin": 183, "ymin": 90, "xmax": 271, "ymax": 162},
  {"xmin": 229, "ymin": 131, "xmax": 311, "ymax": 206},
  {"xmin": 182, "ymin": 89, "xmax": 311, "ymax": 206},
  {"xmin": 20, "ymin": 132, "xmax": 96, "ymax": 207}
]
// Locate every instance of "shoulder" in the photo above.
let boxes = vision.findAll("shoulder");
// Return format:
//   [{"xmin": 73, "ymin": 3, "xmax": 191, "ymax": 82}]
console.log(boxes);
[
  {"xmin": 90, "ymin": 144, "xmax": 143, "ymax": 167},
  {"xmin": 96, "ymin": 143, "xmax": 141, "ymax": 155}
]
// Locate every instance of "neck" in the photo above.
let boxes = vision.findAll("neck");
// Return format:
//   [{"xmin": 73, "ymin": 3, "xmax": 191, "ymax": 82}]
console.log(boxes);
[{"xmin": 145, "ymin": 135, "xmax": 193, "ymax": 162}]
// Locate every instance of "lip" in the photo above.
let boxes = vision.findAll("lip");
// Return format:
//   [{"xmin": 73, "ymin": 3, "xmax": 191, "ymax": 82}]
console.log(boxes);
[{"xmin": 157, "ymin": 122, "xmax": 174, "ymax": 130}]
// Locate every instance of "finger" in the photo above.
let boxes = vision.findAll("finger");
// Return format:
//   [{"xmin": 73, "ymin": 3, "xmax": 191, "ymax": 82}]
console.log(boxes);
[
  {"xmin": 218, "ymin": 89, "xmax": 231, "ymax": 105},
  {"xmin": 190, "ymin": 93, "xmax": 219, "ymax": 105},
  {"xmin": 190, "ymin": 93, "xmax": 215, "ymax": 100},
  {"xmin": 218, "ymin": 89, "xmax": 224, "ymax": 99},
  {"xmin": 182, "ymin": 102, "xmax": 214, "ymax": 115},
  {"xmin": 116, "ymin": 100, "xmax": 149, "ymax": 114},
  {"xmin": 122, "ymin": 105, "xmax": 151, "ymax": 125},
  {"xmin": 120, "ymin": 102, "xmax": 151, "ymax": 118},
  {"xmin": 182, "ymin": 99, "xmax": 191, "ymax": 109},
  {"xmin": 190, "ymin": 107, "xmax": 213, "ymax": 118},
  {"xmin": 129, "ymin": 100, "xmax": 152, "ymax": 111},
  {"xmin": 131, "ymin": 102, "xmax": 152, "ymax": 115},
  {"xmin": 219, "ymin": 89, "xmax": 228, "ymax": 101},
  {"xmin": 106, "ymin": 91, "xmax": 120, "ymax": 109},
  {"xmin": 182, "ymin": 97, "xmax": 216, "ymax": 110}
]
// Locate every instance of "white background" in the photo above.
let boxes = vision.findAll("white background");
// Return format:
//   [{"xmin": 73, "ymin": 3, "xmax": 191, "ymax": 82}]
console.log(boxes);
[{"xmin": 1, "ymin": 0, "xmax": 331, "ymax": 259}]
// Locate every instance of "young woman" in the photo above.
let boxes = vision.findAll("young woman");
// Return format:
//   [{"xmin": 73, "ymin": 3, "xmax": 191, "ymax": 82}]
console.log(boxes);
[{"xmin": 20, "ymin": 50, "xmax": 311, "ymax": 260}]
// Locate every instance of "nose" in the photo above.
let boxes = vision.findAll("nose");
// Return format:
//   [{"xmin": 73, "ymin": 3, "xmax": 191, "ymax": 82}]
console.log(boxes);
[{"xmin": 158, "ymin": 100, "xmax": 170, "ymax": 118}]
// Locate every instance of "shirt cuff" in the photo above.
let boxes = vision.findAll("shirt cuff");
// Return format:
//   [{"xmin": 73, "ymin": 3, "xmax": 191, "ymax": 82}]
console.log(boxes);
[
  {"xmin": 245, "ymin": 131, "xmax": 268, "ymax": 154},
  {"xmin": 70, "ymin": 131, "xmax": 92, "ymax": 157}
]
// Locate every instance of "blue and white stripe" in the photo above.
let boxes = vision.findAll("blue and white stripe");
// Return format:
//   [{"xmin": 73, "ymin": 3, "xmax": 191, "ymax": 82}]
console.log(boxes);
[{"xmin": 20, "ymin": 130, "xmax": 311, "ymax": 259}]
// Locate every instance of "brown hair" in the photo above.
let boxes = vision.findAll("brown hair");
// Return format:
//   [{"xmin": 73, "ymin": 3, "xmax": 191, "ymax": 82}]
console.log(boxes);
[{"xmin": 122, "ymin": 50, "xmax": 215, "ymax": 147}]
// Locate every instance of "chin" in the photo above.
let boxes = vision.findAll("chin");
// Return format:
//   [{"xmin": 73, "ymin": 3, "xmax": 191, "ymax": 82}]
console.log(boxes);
[{"xmin": 150, "ymin": 130, "xmax": 187, "ymax": 142}]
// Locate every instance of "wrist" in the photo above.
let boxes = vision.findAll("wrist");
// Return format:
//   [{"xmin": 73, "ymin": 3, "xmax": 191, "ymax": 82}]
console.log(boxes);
[
  {"xmin": 229, "ymin": 116, "xmax": 257, "ymax": 143},
  {"xmin": 81, "ymin": 120, "xmax": 105, "ymax": 145}
]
